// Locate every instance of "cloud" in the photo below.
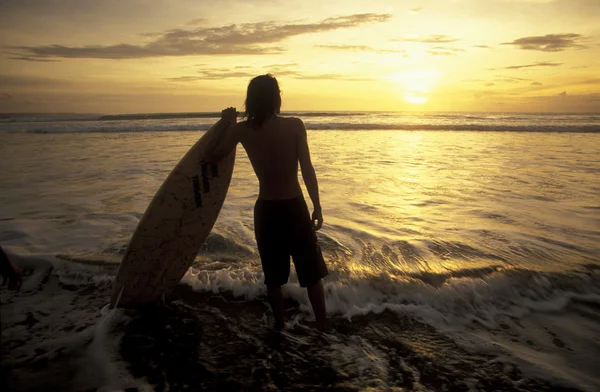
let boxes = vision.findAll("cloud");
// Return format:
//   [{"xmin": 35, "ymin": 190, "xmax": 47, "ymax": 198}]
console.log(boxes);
[
  {"xmin": 502, "ymin": 33, "xmax": 587, "ymax": 52},
  {"xmin": 264, "ymin": 63, "xmax": 301, "ymax": 76},
  {"xmin": 1, "ymin": 92, "xmax": 15, "ymax": 100},
  {"xmin": 185, "ymin": 18, "xmax": 207, "ymax": 26},
  {"xmin": 587, "ymin": 95, "xmax": 600, "ymax": 102},
  {"xmin": 7, "ymin": 56, "xmax": 62, "ymax": 62},
  {"xmin": 315, "ymin": 44, "xmax": 403, "ymax": 54},
  {"xmin": 393, "ymin": 34, "xmax": 459, "ymax": 43},
  {"xmin": 167, "ymin": 64, "xmax": 301, "ymax": 82},
  {"xmin": 10, "ymin": 13, "xmax": 392, "ymax": 60},
  {"xmin": 492, "ymin": 61, "xmax": 563, "ymax": 70},
  {"xmin": 473, "ymin": 45, "xmax": 490, "ymax": 48},
  {"xmin": 525, "ymin": 92, "xmax": 600, "ymax": 111},
  {"xmin": 315, "ymin": 44, "xmax": 372, "ymax": 51},
  {"xmin": 294, "ymin": 74, "xmax": 376, "ymax": 81},
  {"xmin": 428, "ymin": 46, "xmax": 465, "ymax": 56},
  {"xmin": 168, "ymin": 71, "xmax": 373, "ymax": 82},
  {"xmin": 494, "ymin": 76, "xmax": 530, "ymax": 83},
  {"xmin": 0, "ymin": 74, "xmax": 74, "ymax": 88},
  {"xmin": 165, "ymin": 76, "xmax": 203, "ymax": 82},
  {"xmin": 198, "ymin": 71, "xmax": 258, "ymax": 79},
  {"xmin": 428, "ymin": 51, "xmax": 453, "ymax": 56},
  {"xmin": 492, "ymin": 77, "xmax": 600, "ymax": 95},
  {"xmin": 432, "ymin": 46, "xmax": 464, "ymax": 51},
  {"xmin": 165, "ymin": 63, "xmax": 377, "ymax": 83},
  {"xmin": 464, "ymin": 77, "xmax": 529, "ymax": 84},
  {"xmin": 167, "ymin": 63, "xmax": 304, "ymax": 82},
  {"xmin": 410, "ymin": 7, "xmax": 423, "ymax": 13},
  {"xmin": 505, "ymin": 62, "xmax": 562, "ymax": 70}
]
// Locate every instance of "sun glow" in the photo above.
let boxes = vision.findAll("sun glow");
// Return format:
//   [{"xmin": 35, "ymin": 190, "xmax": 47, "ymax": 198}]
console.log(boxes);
[
  {"xmin": 387, "ymin": 70, "xmax": 441, "ymax": 105},
  {"xmin": 403, "ymin": 92, "xmax": 427, "ymax": 104},
  {"xmin": 1, "ymin": 1, "xmax": 599, "ymax": 113}
]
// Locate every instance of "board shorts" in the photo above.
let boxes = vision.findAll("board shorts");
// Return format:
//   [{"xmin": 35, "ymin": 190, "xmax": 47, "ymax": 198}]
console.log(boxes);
[{"xmin": 254, "ymin": 196, "xmax": 328, "ymax": 288}]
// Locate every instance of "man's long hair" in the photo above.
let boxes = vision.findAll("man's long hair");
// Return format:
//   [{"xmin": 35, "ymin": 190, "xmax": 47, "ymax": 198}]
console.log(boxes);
[{"xmin": 244, "ymin": 74, "xmax": 281, "ymax": 129}]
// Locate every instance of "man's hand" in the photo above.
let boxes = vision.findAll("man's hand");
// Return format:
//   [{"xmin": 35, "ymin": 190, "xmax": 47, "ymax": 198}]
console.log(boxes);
[
  {"xmin": 221, "ymin": 107, "xmax": 238, "ymax": 124},
  {"xmin": 206, "ymin": 107, "xmax": 240, "ymax": 163},
  {"xmin": 312, "ymin": 209, "xmax": 323, "ymax": 231}
]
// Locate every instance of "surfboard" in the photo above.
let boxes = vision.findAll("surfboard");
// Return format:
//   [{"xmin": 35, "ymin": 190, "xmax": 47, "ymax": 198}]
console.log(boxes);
[{"xmin": 109, "ymin": 119, "xmax": 236, "ymax": 308}]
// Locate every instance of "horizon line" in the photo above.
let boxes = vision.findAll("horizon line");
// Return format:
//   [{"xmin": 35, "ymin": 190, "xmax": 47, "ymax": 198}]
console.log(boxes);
[{"xmin": 2, "ymin": 110, "xmax": 599, "ymax": 116}]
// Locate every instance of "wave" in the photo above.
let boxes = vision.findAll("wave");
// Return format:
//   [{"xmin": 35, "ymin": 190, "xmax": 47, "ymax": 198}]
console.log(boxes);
[
  {"xmin": 5, "ymin": 250, "xmax": 600, "ymax": 391},
  {"xmin": 10, "ymin": 248, "xmax": 600, "ymax": 328},
  {"xmin": 97, "ymin": 112, "xmax": 222, "ymax": 121},
  {"xmin": 98, "ymin": 111, "xmax": 374, "ymax": 120},
  {"xmin": 5, "ymin": 122, "xmax": 599, "ymax": 133},
  {"xmin": 0, "ymin": 113, "xmax": 100, "ymax": 123},
  {"xmin": 2, "ymin": 111, "xmax": 598, "ymax": 133},
  {"xmin": 310, "ymin": 123, "xmax": 600, "ymax": 132},
  {"xmin": 3, "ymin": 111, "xmax": 600, "ymax": 121},
  {"xmin": 182, "ymin": 262, "xmax": 600, "ymax": 327},
  {"xmin": 0, "ymin": 111, "xmax": 371, "ymax": 123}
]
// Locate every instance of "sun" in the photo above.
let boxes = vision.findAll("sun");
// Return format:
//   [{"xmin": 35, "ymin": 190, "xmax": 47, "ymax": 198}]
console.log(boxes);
[
  {"xmin": 403, "ymin": 92, "xmax": 427, "ymax": 104},
  {"xmin": 386, "ymin": 70, "xmax": 441, "ymax": 105}
]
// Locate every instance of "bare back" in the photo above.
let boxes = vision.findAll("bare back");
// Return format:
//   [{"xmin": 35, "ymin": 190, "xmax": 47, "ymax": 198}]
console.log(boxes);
[{"xmin": 238, "ymin": 116, "xmax": 303, "ymax": 200}]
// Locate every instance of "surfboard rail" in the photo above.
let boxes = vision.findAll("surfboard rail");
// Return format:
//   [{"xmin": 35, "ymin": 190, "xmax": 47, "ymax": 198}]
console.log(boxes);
[{"xmin": 109, "ymin": 119, "xmax": 236, "ymax": 308}]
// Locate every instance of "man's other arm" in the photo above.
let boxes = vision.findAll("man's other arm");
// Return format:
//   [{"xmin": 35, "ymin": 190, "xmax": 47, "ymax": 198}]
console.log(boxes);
[{"xmin": 297, "ymin": 118, "xmax": 323, "ymax": 230}]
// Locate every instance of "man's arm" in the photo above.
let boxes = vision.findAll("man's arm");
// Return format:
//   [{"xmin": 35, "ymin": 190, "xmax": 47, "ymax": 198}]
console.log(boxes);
[
  {"xmin": 205, "ymin": 107, "xmax": 240, "ymax": 164},
  {"xmin": 297, "ymin": 118, "xmax": 323, "ymax": 230},
  {"xmin": 205, "ymin": 123, "xmax": 241, "ymax": 163}
]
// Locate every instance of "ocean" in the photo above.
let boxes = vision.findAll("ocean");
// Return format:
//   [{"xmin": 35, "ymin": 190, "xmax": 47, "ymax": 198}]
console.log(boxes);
[{"xmin": 1, "ymin": 111, "xmax": 599, "ymax": 391}]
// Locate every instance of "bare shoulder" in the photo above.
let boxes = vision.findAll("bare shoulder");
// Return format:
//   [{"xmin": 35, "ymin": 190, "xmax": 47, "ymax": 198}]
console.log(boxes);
[
  {"xmin": 291, "ymin": 116, "xmax": 305, "ymax": 126},
  {"xmin": 230, "ymin": 120, "xmax": 249, "ymax": 137},
  {"xmin": 232, "ymin": 120, "xmax": 249, "ymax": 130},
  {"xmin": 279, "ymin": 116, "xmax": 305, "ymax": 135}
]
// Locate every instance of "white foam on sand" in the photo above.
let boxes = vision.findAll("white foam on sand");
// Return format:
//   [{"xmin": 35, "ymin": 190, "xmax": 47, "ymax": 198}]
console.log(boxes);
[
  {"xmin": 0, "ymin": 251, "xmax": 151, "ymax": 391},
  {"xmin": 4, "ymin": 249, "xmax": 599, "ymax": 391},
  {"xmin": 182, "ymin": 264, "xmax": 600, "ymax": 391},
  {"xmin": 183, "ymin": 265, "xmax": 266, "ymax": 300},
  {"xmin": 461, "ymin": 306, "xmax": 600, "ymax": 392},
  {"xmin": 184, "ymin": 264, "xmax": 599, "ymax": 323},
  {"xmin": 327, "ymin": 335, "xmax": 392, "ymax": 389},
  {"xmin": 74, "ymin": 305, "xmax": 147, "ymax": 392}
]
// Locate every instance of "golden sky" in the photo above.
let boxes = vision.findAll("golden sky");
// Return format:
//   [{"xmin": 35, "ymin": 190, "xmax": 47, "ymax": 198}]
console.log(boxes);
[{"xmin": 1, "ymin": 0, "xmax": 599, "ymax": 113}]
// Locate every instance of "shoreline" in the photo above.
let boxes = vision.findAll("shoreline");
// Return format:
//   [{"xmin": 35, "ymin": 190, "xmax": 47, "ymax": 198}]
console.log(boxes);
[{"xmin": 1, "ymin": 268, "xmax": 592, "ymax": 392}]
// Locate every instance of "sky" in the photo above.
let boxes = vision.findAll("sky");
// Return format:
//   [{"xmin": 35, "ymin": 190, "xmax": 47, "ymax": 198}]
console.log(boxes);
[{"xmin": 0, "ymin": 0, "xmax": 599, "ymax": 113}]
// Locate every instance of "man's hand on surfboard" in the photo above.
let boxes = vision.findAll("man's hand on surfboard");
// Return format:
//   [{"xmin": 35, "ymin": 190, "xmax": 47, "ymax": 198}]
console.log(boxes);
[
  {"xmin": 205, "ymin": 108, "xmax": 242, "ymax": 164},
  {"xmin": 221, "ymin": 107, "xmax": 238, "ymax": 125}
]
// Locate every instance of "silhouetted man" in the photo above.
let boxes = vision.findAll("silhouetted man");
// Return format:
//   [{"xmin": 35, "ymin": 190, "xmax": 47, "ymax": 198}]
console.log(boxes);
[{"xmin": 207, "ymin": 74, "xmax": 328, "ymax": 331}]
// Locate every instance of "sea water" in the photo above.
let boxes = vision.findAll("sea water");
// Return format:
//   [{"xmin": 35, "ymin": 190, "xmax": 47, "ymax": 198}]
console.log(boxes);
[{"xmin": 1, "ymin": 112, "xmax": 599, "ymax": 391}]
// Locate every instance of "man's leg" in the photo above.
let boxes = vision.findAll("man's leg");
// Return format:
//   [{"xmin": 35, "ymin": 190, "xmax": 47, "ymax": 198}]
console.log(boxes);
[
  {"xmin": 307, "ymin": 279, "xmax": 327, "ymax": 331},
  {"xmin": 267, "ymin": 285, "xmax": 285, "ymax": 330}
]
